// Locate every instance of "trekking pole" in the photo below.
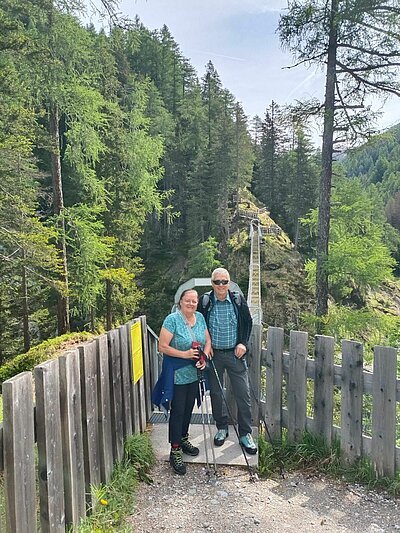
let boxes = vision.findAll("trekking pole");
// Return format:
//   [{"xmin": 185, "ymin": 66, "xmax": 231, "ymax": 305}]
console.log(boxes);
[
  {"xmin": 209, "ymin": 359, "xmax": 258, "ymax": 482},
  {"xmin": 198, "ymin": 376, "xmax": 211, "ymax": 474},
  {"xmin": 198, "ymin": 370, "xmax": 218, "ymax": 479}
]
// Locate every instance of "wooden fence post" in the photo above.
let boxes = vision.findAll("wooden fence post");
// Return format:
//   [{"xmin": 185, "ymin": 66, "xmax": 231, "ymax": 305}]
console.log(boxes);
[
  {"xmin": 127, "ymin": 320, "xmax": 140, "ymax": 434},
  {"xmin": 79, "ymin": 341, "xmax": 101, "ymax": 507},
  {"xmin": 314, "ymin": 335, "xmax": 335, "ymax": 445},
  {"xmin": 341, "ymin": 340, "xmax": 363, "ymax": 464},
  {"xmin": 35, "ymin": 359, "xmax": 65, "ymax": 532},
  {"xmin": 119, "ymin": 325, "xmax": 133, "ymax": 438},
  {"xmin": 96, "ymin": 334, "xmax": 114, "ymax": 483},
  {"xmin": 130, "ymin": 318, "xmax": 147, "ymax": 432},
  {"xmin": 287, "ymin": 330, "xmax": 308, "ymax": 443},
  {"xmin": 372, "ymin": 346, "xmax": 397, "ymax": 477},
  {"xmin": 3, "ymin": 372, "xmax": 36, "ymax": 533},
  {"xmin": 107, "ymin": 329, "xmax": 124, "ymax": 463},
  {"xmin": 58, "ymin": 350, "xmax": 86, "ymax": 527},
  {"xmin": 265, "ymin": 327, "xmax": 284, "ymax": 441}
]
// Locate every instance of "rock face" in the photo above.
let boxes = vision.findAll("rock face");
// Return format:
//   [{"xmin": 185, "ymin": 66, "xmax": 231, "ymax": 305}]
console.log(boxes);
[{"xmin": 225, "ymin": 196, "xmax": 314, "ymax": 335}]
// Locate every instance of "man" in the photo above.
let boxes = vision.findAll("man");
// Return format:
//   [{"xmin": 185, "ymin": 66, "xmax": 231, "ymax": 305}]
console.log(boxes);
[{"xmin": 197, "ymin": 267, "xmax": 257, "ymax": 454}]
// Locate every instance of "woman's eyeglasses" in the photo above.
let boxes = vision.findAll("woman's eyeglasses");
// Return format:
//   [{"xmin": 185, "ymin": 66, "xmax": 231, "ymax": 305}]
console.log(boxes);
[{"xmin": 212, "ymin": 279, "xmax": 229, "ymax": 285}]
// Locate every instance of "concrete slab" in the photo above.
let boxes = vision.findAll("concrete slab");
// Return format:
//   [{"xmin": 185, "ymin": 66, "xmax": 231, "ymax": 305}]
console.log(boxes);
[
  {"xmin": 148, "ymin": 394, "xmax": 257, "ymax": 467},
  {"xmin": 149, "ymin": 423, "xmax": 258, "ymax": 468}
]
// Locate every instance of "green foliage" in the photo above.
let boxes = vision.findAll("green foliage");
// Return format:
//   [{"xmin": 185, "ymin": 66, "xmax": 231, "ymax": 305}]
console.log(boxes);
[
  {"xmin": 186, "ymin": 237, "xmax": 222, "ymax": 278},
  {"xmin": 303, "ymin": 177, "xmax": 395, "ymax": 302},
  {"xmin": 319, "ymin": 304, "xmax": 400, "ymax": 360},
  {"xmin": 76, "ymin": 432, "xmax": 155, "ymax": 532},
  {"xmin": 258, "ymin": 431, "xmax": 400, "ymax": 495},
  {"xmin": 0, "ymin": 332, "xmax": 93, "ymax": 387}
]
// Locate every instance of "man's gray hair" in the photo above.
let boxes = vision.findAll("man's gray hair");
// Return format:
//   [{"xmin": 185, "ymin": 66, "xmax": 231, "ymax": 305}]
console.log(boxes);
[{"xmin": 211, "ymin": 267, "xmax": 230, "ymax": 281}]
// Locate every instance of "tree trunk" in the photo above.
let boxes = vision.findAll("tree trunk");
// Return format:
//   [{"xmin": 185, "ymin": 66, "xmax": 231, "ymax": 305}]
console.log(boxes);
[
  {"xmin": 315, "ymin": 0, "xmax": 338, "ymax": 328},
  {"xmin": 49, "ymin": 102, "xmax": 70, "ymax": 334},
  {"xmin": 21, "ymin": 261, "xmax": 30, "ymax": 352}
]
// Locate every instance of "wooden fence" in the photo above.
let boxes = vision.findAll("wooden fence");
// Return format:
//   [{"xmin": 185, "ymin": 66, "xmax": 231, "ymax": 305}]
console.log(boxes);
[
  {"xmin": 262, "ymin": 327, "xmax": 400, "ymax": 477},
  {"xmin": 0, "ymin": 316, "xmax": 159, "ymax": 532}
]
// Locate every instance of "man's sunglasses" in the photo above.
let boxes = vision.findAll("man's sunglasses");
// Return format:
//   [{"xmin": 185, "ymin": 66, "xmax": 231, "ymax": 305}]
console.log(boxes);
[{"xmin": 212, "ymin": 279, "xmax": 229, "ymax": 285}]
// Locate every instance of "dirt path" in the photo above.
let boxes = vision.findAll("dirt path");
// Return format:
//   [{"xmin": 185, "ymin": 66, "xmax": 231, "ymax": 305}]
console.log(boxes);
[{"xmin": 129, "ymin": 461, "xmax": 400, "ymax": 532}]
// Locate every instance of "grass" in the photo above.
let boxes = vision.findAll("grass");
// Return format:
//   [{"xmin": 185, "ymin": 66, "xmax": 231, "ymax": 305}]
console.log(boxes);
[
  {"xmin": 74, "ymin": 432, "xmax": 155, "ymax": 532},
  {"xmin": 258, "ymin": 429, "xmax": 400, "ymax": 497}
]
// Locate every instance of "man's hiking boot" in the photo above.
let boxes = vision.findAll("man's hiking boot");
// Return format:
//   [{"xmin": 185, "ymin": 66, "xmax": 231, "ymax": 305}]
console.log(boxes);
[
  {"xmin": 240, "ymin": 433, "xmax": 257, "ymax": 455},
  {"xmin": 180, "ymin": 435, "xmax": 199, "ymax": 456},
  {"xmin": 169, "ymin": 447, "xmax": 186, "ymax": 475},
  {"xmin": 214, "ymin": 428, "xmax": 229, "ymax": 446}
]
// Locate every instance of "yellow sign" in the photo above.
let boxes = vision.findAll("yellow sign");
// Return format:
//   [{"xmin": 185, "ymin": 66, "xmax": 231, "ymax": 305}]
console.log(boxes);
[{"xmin": 130, "ymin": 321, "xmax": 144, "ymax": 383}]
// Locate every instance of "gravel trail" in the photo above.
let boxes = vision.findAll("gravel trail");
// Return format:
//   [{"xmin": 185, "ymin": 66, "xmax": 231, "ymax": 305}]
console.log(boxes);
[{"xmin": 130, "ymin": 460, "xmax": 400, "ymax": 532}]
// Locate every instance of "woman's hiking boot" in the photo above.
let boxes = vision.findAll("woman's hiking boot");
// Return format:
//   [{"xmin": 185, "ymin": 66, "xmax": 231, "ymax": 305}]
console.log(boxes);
[
  {"xmin": 169, "ymin": 446, "xmax": 186, "ymax": 475},
  {"xmin": 180, "ymin": 435, "xmax": 199, "ymax": 456}
]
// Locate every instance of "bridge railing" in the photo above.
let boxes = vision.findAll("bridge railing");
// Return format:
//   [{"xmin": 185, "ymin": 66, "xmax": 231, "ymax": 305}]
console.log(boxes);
[
  {"xmin": 0, "ymin": 316, "xmax": 159, "ymax": 532},
  {"xmin": 262, "ymin": 327, "xmax": 400, "ymax": 477}
]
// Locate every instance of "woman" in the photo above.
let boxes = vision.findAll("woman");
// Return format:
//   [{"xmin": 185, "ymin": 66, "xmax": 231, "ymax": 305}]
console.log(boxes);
[{"xmin": 152, "ymin": 289, "xmax": 211, "ymax": 475}]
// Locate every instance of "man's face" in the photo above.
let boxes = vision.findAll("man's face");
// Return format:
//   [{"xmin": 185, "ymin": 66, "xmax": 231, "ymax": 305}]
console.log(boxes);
[{"xmin": 211, "ymin": 274, "xmax": 230, "ymax": 300}]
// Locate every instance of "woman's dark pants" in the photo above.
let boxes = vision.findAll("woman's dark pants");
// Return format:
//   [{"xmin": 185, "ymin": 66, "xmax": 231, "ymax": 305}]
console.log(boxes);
[{"xmin": 168, "ymin": 380, "xmax": 198, "ymax": 444}]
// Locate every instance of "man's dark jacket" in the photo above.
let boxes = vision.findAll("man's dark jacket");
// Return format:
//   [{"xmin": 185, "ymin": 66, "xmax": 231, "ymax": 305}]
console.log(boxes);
[{"xmin": 197, "ymin": 289, "xmax": 253, "ymax": 349}]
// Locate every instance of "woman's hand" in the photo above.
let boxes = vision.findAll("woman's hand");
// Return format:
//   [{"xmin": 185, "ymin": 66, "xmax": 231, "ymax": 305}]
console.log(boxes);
[
  {"xmin": 195, "ymin": 358, "xmax": 206, "ymax": 370},
  {"xmin": 185, "ymin": 347, "xmax": 199, "ymax": 360}
]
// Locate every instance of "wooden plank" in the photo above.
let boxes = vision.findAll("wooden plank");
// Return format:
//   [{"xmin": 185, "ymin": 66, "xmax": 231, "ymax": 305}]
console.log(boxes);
[
  {"xmin": 265, "ymin": 327, "xmax": 284, "ymax": 441},
  {"xmin": 127, "ymin": 320, "xmax": 140, "ymax": 434},
  {"xmin": 79, "ymin": 341, "xmax": 101, "ymax": 506},
  {"xmin": 3, "ymin": 372, "xmax": 36, "ymax": 533},
  {"xmin": 119, "ymin": 325, "xmax": 133, "ymax": 438},
  {"xmin": 314, "ymin": 335, "xmax": 335, "ymax": 445},
  {"xmin": 139, "ymin": 316, "xmax": 153, "ymax": 421},
  {"xmin": 247, "ymin": 324, "xmax": 262, "ymax": 426},
  {"xmin": 35, "ymin": 359, "xmax": 65, "ymax": 532},
  {"xmin": 340, "ymin": 340, "xmax": 363, "ymax": 464},
  {"xmin": 287, "ymin": 331, "xmax": 308, "ymax": 443},
  {"xmin": 107, "ymin": 329, "xmax": 124, "ymax": 462},
  {"xmin": 371, "ymin": 346, "xmax": 397, "ymax": 477},
  {"xmin": 129, "ymin": 318, "xmax": 147, "ymax": 433},
  {"xmin": 59, "ymin": 350, "xmax": 86, "ymax": 526},
  {"xmin": 96, "ymin": 334, "xmax": 114, "ymax": 483},
  {"xmin": 0, "ymin": 423, "xmax": 3, "ymax": 472}
]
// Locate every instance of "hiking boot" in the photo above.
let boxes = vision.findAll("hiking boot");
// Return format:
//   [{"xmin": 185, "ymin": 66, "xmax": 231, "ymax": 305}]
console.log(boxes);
[
  {"xmin": 214, "ymin": 428, "xmax": 229, "ymax": 446},
  {"xmin": 169, "ymin": 447, "xmax": 186, "ymax": 475},
  {"xmin": 180, "ymin": 435, "xmax": 199, "ymax": 456},
  {"xmin": 240, "ymin": 433, "xmax": 257, "ymax": 455}
]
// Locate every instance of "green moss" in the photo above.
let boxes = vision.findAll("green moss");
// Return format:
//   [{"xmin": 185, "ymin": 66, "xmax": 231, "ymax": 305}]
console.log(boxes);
[{"xmin": 0, "ymin": 332, "xmax": 94, "ymax": 387}]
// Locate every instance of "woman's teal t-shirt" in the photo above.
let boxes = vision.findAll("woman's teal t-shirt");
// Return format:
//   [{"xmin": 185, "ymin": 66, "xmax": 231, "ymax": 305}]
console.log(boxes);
[{"xmin": 162, "ymin": 311, "xmax": 207, "ymax": 384}]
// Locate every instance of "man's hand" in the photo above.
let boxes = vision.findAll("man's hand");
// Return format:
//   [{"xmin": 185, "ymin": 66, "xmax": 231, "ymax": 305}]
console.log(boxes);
[{"xmin": 234, "ymin": 343, "xmax": 247, "ymax": 359}]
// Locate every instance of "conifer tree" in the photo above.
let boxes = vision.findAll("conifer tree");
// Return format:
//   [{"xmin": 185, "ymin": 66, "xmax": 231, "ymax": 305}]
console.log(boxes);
[{"xmin": 279, "ymin": 0, "xmax": 400, "ymax": 322}]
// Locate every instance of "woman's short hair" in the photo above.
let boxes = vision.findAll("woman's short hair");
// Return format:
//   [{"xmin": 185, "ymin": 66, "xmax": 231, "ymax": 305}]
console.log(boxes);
[{"xmin": 179, "ymin": 288, "xmax": 198, "ymax": 304}]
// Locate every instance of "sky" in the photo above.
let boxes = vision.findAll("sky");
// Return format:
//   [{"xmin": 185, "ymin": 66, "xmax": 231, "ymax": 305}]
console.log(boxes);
[{"xmin": 88, "ymin": 0, "xmax": 400, "ymax": 143}]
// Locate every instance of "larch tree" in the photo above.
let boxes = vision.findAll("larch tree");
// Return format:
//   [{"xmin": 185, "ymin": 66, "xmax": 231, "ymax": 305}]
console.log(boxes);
[{"xmin": 279, "ymin": 0, "xmax": 400, "ymax": 324}]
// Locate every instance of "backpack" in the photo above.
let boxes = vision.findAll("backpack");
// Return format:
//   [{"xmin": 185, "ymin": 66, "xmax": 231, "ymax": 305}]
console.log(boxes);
[{"xmin": 199, "ymin": 290, "xmax": 242, "ymax": 314}]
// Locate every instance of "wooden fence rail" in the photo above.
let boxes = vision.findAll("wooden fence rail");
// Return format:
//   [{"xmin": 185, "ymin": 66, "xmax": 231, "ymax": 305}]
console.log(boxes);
[
  {"xmin": 0, "ymin": 316, "xmax": 159, "ymax": 532},
  {"xmin": 261, "ymin": 327, "xmax": 400, "ymax": 477}
]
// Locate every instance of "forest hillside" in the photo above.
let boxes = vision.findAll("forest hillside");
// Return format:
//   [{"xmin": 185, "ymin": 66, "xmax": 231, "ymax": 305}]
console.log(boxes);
[{"xmin": 1, "ymin": 1, "xmax": 400, "ymax": 365}]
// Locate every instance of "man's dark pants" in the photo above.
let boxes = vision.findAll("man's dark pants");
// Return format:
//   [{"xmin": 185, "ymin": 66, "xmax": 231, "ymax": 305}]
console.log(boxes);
[{"xmin": 208, "ymin": 348, "xmax": 252, "ymax": 437}]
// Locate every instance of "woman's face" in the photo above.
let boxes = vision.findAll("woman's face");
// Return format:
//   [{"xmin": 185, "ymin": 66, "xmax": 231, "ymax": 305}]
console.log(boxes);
[{"xmin": 180, "ymin": 289, "xmax": 198, "ymax": 314}]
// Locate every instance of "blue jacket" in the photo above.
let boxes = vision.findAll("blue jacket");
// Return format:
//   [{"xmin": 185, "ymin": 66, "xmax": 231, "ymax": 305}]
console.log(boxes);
[{"xmin": 151, "ymin": 355, "xmax": 207, "ymax": 413}]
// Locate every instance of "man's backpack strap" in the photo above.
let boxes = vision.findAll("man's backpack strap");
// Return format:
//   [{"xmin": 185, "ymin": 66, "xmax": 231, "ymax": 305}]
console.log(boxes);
[{"xmin": 200, "ymin": 290, "xmax": 242, "ymax": 310}]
